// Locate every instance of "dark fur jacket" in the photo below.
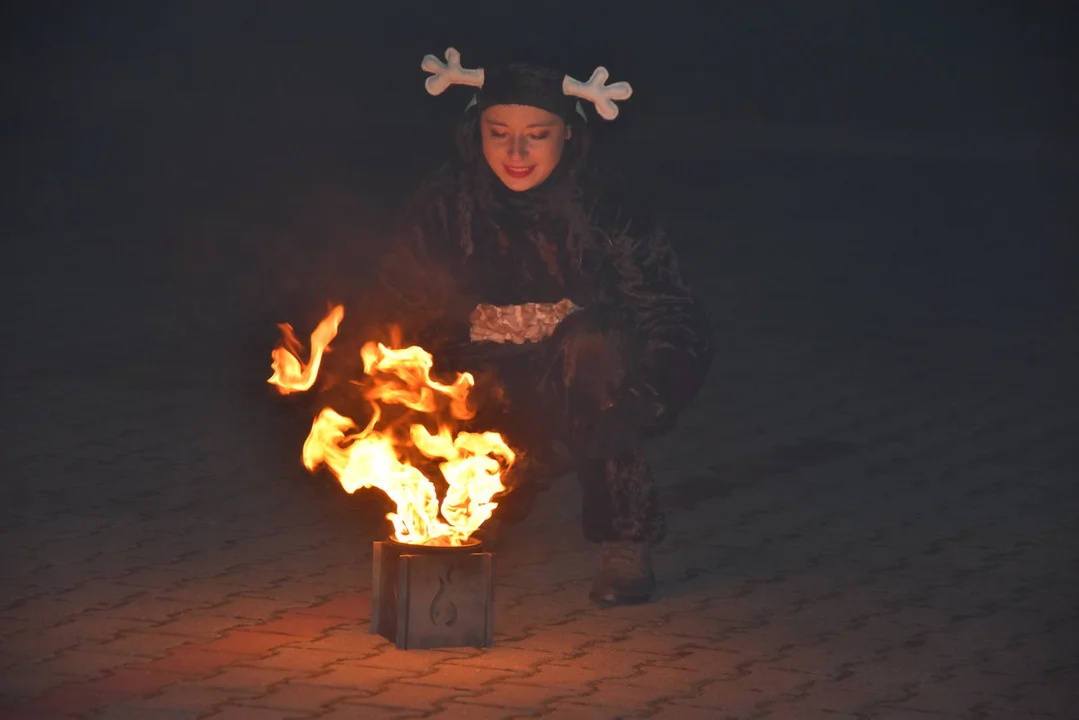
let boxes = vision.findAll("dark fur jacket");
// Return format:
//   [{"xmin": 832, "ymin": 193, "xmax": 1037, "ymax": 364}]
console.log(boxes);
[{"xmin": 370, "ymin": 150, "xmax": 713, "ymax": 426}]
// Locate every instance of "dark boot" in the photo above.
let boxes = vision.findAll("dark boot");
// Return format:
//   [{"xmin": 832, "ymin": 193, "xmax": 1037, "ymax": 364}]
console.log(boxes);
[{"xmin": 589, "ymin": 540, "xmax": 656, "ymax": 606}]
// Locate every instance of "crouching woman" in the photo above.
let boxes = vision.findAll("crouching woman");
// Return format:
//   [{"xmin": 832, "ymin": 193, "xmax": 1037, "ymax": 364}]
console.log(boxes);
[{"xmin": 375, "ymin": 50, "xmax": 713, "ymax": 605}]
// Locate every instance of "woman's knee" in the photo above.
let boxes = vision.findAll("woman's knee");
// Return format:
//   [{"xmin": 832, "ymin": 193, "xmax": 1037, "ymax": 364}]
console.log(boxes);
[{"xmin": 550, "ymin": 309, "xmax": 636, "ymax": 402}]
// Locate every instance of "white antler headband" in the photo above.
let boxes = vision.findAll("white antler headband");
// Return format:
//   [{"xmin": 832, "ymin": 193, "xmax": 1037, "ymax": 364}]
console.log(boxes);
[
  {"xmin": 421, "ymin": 48, "xmax": 633, "ymax": 120},
  {"xmin": 562, "ymin": 67, "xmax": 633, "ymax": 121},
  {"xmin": 421, "ymin": 47, "xmax": 485, "ymax": 95}
]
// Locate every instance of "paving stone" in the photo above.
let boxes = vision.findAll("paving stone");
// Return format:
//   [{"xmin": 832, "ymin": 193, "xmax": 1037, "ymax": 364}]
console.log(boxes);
[
  {"xmin": 90, "ymin": 630, "xmax": 194, "ymax": 659},
  {"xmin": 0, "ymin": 666, "xmax": 89, "ymax": 700},
  {"xmin": 577, "ymin": 677, "xmax": 694, "ymax": 708},
  {"xmin": 673, "ymin": 681, "xmax": 775, "ymax": 715},
  {"xmin": 196, "ymin": 630, "xmax": 298, "ymax": 656},
  {"xmin": 506, "ymin": 663, "xmax": 608, "ymax": 693},
  {"xmin": 1005, "ymin": 682, "xmax": 1077, "ymax": 717},
  {"xmin": 353, "ymin": 647, "xmax": 457, "ymax": 673},
  {"xmin": 596, "ymin": 595, "xmax": 705, "ymax": 621},
  {"xmin": 293, "ymin": 626, "xmax": 391, "ymax": 655},
  {"xmin": 200, "ymin": 664, "xmax": 302, "ymax": 692},
  {"xmin": 93, "ymin": 704, "xmax": 204, "ymax": 720},
  {"xmin": 767, "ymin": 637, "xmax": 884, "ymax": 677},
  {"xmin": 791, "ymin": 679, "xmax": 909, "ymax": 714},
  {"xmin": 1, "ymin": 629, "xmax": 85, "ymax": 661},
  {"xmin": 871, "ymin": 701, "xmax": 990, "ymax": 720},
  {"xmin": 755, "ymin": 709, "xmax": 860, "ymax": 720},
  {"xmin": 556, "ymin": 648, "xmax": 661, "ymax": 676},
  {"xmin": 546, "ymin": 614, "xmax": 647, "ymax": 639},
  {"xmin": 249, "ymin": 681, "xmax": 369, "ymax": 711},
  {"xmin": 589, "ymin": 634, "xmax": 700, "ymax": 658},
  {"xmin": 244, "ymin": 583, "xmax": 353, "ymax": 604},
  {"xmin": 502, "ymin": 600, "xmax": 582, "ymax": 627},
  {"xmin": 893, "ymin": 678, "xmax": 1015, "ymax": 715},
  {"xmin": 150, "ymin": 614, "xmax": 256, "ymax": 639},
  {"xmin": 442, "ymin": 647, "xmax": 558, "ymax": 672},
  {"xmin": 91, "ymin": 596, "xmax": 193, "ymax": 623},
  {"xmin": 42, "ymin": 617, "xmax": 154, "ymax": 645},
  {"xmin": 650, "ymin": 646, "xmax": 747, "ymax": 674},
  {"xmin": 201, "ymin": 705, "xmax": 314, "ymax": 719},
  {"xmin": 52, "ymin": 584, "xmax": 148, "ymax": 612},
  {"xmin": 293, "ymin": 591, "xmax": 371, "ymax": 621},
  {"xmin": 348, "ymin": 681, "xmax": 480, "ymax": 711},
  {"xmin": 32, "ymin": 648, "xmax": 142, "ymax": 679},
  {"xmin": 644, "ymin": 703, "xmax": 741, "ymax": 720},
  {"xmin": 304, "ymin": 662, "xmax": 422, "ymax": 691},
  {"xmin": 200, "ymin": 596, "xmax": 309, "ymax": 620},
  {"xmin": 457, "ymin": 681, "xmax": 587, "ymax": 712},
  {"xmin": 728, "ymin": 665, "xmax": 819, "ymax": 696},
  {"xmin": 532, "ymin": 702, "xmax": 643, "ymax": 719},
  {"xmin": 238, "ymin": 646, "xmax": 352, "ymax": 673},
  {"xmin": 14, "ymin": 667, "xmax": 186, "ymax": 716},
  {"xmin": 314, "ymin": 704, "xmax": 423, "ymax": 719},
  {"xmin": 420, "ymin": 701, "xmax": 529, "ymax": 720},
  {"xmin": 637, "ymin": 612, "xmax": 747, "ymax": 639},
  {"xmin": 493, "ymin": 630, "xmax": 593, "ymax": 656},
  {"xmin": 615, "ymin": 662, "xmax": 727, "ymax": 693},
  {"xmin": 157, "ymin": 584, "xmax": 253, "ymax": 607},
  {"xmin": 114, "ymin": 568, "xmax": 198, "ymax": 592},
  {"xmin": 0, "ymin": 584, "xmax": 46, "ymax": 611},
  {"xmin": 139, "ymin": 645, "xmax": 252, "ymax": 679},
  {"xmin": 404, "ymin": 663, "xmax": 528, "ymax": 689},
  {"xmin": 109, "ymin": 681, "xmax": 252, "ymax": 712},
  {"xmin": 249, "ymin": 614, "xmax": 349, "ymax": 638}
]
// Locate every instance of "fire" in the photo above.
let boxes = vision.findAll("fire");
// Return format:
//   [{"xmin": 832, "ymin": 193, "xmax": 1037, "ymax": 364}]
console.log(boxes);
[
  {"xmin": 268, "ymin": 305, "xmax": 344, "ymax": 394},
  {"xmin": 268, "ymin": 305, "xmax": 515, "ymax": 546}
]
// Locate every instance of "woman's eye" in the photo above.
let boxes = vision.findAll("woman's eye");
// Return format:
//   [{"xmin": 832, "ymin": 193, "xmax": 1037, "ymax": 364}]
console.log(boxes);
[
  {"xmin": 489, "ymin": 131, "xmax": 508, "ymax": 139},
  {"xmin": 530, "ymin": 132, "xmax": 551, "ymax": 140}
]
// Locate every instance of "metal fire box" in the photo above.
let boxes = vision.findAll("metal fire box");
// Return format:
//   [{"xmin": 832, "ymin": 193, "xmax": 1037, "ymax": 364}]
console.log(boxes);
[{"xmin": 370, "ymin": 539, "xmax": 494, "ymax": 650}]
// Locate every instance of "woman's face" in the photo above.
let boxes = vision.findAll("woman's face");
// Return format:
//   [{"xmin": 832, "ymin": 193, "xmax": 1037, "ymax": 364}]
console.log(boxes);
[{"xmin": 481, "ymin": 104, "xmax": 571, "ymax": 192}]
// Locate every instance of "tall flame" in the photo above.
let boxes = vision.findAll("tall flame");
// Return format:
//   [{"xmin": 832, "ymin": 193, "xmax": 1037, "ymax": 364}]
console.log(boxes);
[
  {"xmin": 268, "ymin": 305, "xmax": 344, "ymax": 394},
  {"xmin": 268, "ymin": 305, "xmax": 515, "ymax": 546}
]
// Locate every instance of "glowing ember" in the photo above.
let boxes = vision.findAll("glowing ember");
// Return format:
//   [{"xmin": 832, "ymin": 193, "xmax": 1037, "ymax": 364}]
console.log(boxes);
[{"xmin": 268, "ymin": 305, "xmax": 515, "ymax": 546}]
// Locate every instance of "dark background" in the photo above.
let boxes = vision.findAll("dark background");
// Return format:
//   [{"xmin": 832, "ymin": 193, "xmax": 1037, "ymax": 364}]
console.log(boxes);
[
  {"xmin": 1, "ymin": 8, "xmax": 1077, "ymax": 709},
  {"xmin": 1, "ymin": 1, "xmax": 1076, "ymax": 483}
]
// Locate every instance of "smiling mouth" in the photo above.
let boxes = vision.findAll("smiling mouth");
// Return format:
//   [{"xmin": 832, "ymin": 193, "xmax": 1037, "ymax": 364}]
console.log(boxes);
[{"xmin": 503, "ymin": 165, "xmax": 535, "ymax": 179}]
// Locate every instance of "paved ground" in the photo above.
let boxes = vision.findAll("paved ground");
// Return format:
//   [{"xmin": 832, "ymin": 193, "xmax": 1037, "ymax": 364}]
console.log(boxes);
[{"xmin": 2, "ymin": 152, "xmax": 1076, "ymax": 719}]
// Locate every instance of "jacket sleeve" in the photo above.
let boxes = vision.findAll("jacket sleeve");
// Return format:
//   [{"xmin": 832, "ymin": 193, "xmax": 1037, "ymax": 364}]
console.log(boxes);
[
  {"xmin": 597, "ymin": 193, "xmax": 714, "ymax": 424},
  {"xmin": 371, "ymin": 173, "xmax": 477, "ymax": 351},
  {"xmin": 311, "ymin": 178, "xmax": 471, "ymax": 417}
]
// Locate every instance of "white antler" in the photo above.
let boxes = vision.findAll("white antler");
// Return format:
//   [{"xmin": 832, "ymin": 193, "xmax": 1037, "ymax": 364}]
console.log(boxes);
[
  {"xmin": 421, "ymin": 47, "xmax": 485, "ymax": 96},
  {"xmin": 562, "ymin": 67, "xmax": 633, "ymax": 120}
]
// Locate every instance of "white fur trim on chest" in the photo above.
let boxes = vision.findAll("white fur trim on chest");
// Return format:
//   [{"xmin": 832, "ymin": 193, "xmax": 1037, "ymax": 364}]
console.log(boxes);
[{"xmin": 469, "ymin": 299, "xmax": 581, "ymax": 344}]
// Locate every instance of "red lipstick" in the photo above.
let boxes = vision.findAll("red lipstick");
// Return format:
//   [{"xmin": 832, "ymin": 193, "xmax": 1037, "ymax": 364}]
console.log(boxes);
[{"xmin": 503, "ymin": 164, "xmax": 535, "ymax": 179}]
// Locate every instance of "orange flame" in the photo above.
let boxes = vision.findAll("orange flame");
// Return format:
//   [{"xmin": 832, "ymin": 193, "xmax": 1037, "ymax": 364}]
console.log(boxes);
[
  {"xmin": 268, "ymin": 305, "xmax": 515, "ymax": 546},
  {"xmin": 268, "ymin": 305, "xmax": 344, "ymax": 394}
]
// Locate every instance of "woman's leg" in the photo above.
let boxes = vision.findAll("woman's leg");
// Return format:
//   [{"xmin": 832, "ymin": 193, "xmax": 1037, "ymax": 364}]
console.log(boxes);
[
  {"xmin": 535, "ymin": 311, "xmax": 667, "ymax": 541},
  {"xmin": 446, "ymin": 343, "xmax": 564, "ymax": 528},
  {"xmin": 446, "ymin": 305, "xmax": 709, "ymax": 604},
  {"xmin": 526, "ymin": 311, "xmax": 659, "ymax": 604},
  {"xmin": 537, "ymin": 307, "xmax": 711, "ymax": 604}
]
